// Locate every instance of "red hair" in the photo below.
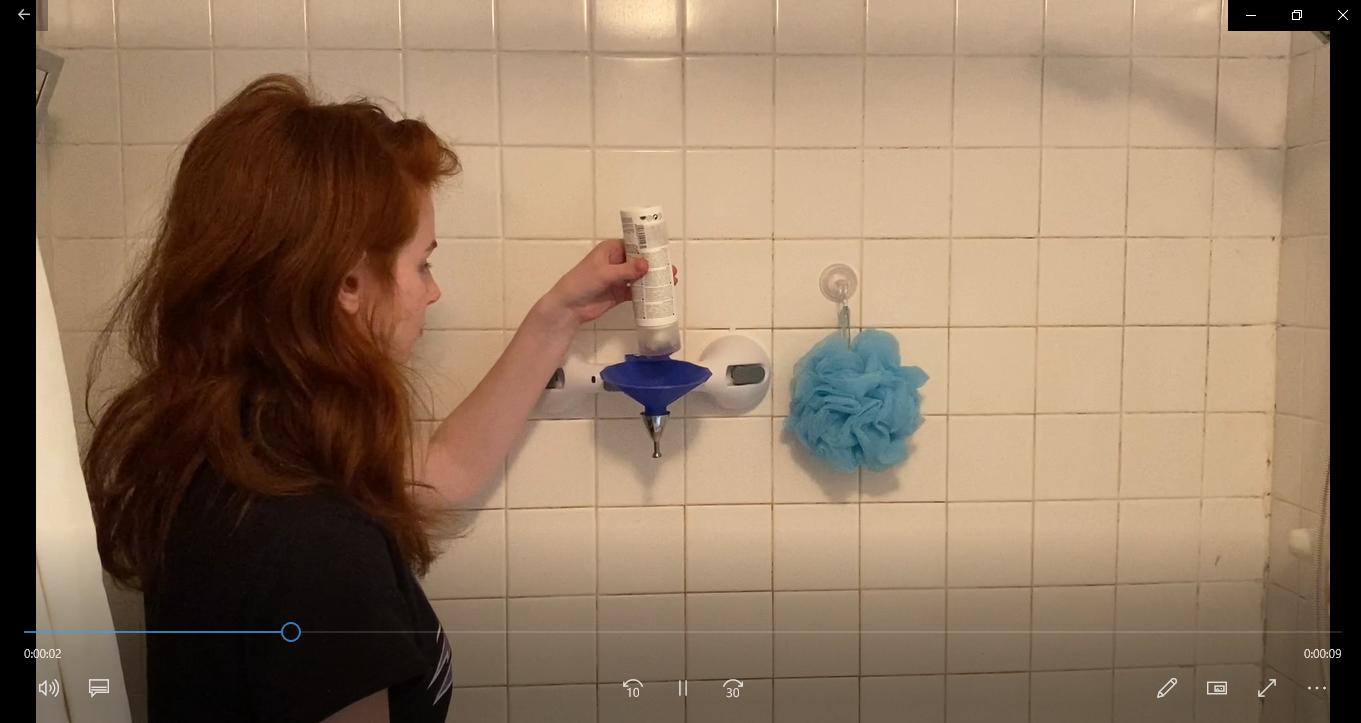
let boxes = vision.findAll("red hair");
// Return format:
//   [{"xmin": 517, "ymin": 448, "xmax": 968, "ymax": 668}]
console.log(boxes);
[{"xmin": 84, "ymin": 75, "xmax": 460, "ymax": 590}]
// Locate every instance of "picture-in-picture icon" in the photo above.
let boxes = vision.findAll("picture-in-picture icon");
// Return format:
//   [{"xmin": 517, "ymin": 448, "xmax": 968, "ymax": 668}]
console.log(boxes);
[{"xmin": 1208, "ymin": 681, "xmax": 1228, "ymax": 695}]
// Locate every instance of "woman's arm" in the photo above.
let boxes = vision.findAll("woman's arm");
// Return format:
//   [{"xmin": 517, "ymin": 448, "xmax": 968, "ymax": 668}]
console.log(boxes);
[
  {"xmin": 420, "ymin": 295, "xmax": 577, "ymax": 506},
  {"xmin": 321, "ymin": 689, "xmax": 388, "ymax": 723},
  {"xmin": 420, "ymin": 241, "xmax": 656, "ymax": 507}
]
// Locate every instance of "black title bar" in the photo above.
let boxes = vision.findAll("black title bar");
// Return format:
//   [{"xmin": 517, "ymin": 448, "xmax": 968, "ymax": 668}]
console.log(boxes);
[
  {"xmin": 20, "ymin": 3, "xmax": 48, "ymax": 31},
  {"xmin": 1228, "ymin": 2, "xmax": 1347, "ymax": 30}
]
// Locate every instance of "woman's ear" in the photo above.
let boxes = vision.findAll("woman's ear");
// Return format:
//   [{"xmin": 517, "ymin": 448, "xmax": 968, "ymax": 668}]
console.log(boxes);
[{"xmin": 338, "ymin": 270, "xmax": 363, "ymax": 316}]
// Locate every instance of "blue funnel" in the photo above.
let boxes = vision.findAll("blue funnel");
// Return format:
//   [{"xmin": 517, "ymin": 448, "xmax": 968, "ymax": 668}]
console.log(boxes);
[{"xmin": 600, "ymin": 355, "xmax": 712, "ymax": 416}]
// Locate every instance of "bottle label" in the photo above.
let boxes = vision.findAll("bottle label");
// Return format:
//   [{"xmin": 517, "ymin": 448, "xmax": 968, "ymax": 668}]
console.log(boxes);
[{"xmin": 621, "ymin": 210, "xmax": 678, "ymax": 329}]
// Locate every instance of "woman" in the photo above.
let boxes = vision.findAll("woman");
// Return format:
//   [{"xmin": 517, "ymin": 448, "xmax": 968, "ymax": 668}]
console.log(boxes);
[{"xmin": 84, "ymin": 75, "xmax": 671, "ymax": 722}]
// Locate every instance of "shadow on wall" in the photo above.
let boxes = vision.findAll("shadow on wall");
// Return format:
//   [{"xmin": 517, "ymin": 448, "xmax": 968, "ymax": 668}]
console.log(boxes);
[
  {"xmin": 1042, "ymin": 41, "xmax": 1284, "ymax": 190},
  {"xmin": 599, "ymin": 418, "xmax": 673, "ymax": 505}
]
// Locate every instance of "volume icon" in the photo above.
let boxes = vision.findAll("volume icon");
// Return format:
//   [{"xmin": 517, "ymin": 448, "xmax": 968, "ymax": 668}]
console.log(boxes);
[{"xmin": 39, "ymin": 679, "xmax": 61, "ymax": 697}]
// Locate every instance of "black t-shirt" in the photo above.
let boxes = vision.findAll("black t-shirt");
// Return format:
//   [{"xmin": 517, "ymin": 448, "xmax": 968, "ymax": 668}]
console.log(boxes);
[{"xmin": 145, "ymin": 468, "xmax": 452, "ymax": 723}]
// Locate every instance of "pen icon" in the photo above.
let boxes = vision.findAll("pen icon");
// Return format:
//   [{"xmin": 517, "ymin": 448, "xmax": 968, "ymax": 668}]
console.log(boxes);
[{"xmin": 1158, "ymin": 678, "xmax": 1177, "ymax": 698}]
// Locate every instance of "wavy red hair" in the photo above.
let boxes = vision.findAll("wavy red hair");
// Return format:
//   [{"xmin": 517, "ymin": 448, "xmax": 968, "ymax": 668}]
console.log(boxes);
[{"xmin": 84, "ymin": 75, "xmax": 460, "ymax": 590}]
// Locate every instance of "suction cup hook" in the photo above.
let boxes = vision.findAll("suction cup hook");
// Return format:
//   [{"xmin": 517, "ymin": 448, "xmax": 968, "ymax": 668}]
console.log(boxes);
[
  {"xmin": 820, "ymin": 264, "xmax": 857, "ymax": 304},
  {"xmin": 820, "ymin": 264, "xmax": 857, "ymax": 345}
]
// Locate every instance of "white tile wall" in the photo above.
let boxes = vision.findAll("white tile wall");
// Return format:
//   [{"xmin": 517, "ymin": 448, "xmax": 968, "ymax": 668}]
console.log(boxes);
[
  {"xmin": 1267, "ymin": 30, "xmax": 1331, "ymax": 723},
  {"xmin": 1034, "ymin": 414, "xmax": 1120, "ymax": 500},
  {"xmin": 1032, "ymin": 586, "xmax": 1115, "ymax": 669},
  {"xmin": 953, "ymin": 57, "xmax": 1041, "ymax": 147},
  {"xmin": 774, "ymin": 56, "xmax": 863, "ymax": 147},
  {"xmin": 1032, "ymin": 670, "xmax": 1113, "ymax": 722},
  {"xmin": 38, "ymin": 3, "xmax": 1300, "ymax": 721},
  {"xmin": 598, "ymin": 593, "xmax": 685, "ymax": 684},
  {"xmin": 213, "ymin": 0, "xmax": 306, "ymax": 48},
  {"xmin": 1046, "ymin": 0, "xmax": 1131, "ymax": 56},
  {"xmin": 1042, "ymin": 58, "xmax": 1130, "ymax": 147}
]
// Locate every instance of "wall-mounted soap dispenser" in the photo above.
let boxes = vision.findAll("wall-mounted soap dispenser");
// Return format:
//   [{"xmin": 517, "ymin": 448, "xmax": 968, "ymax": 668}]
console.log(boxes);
[
  {"xmin": 533, "ymin": 205, "xmax": 772, "ymax": 457},
  {"xmin": 36, "ymin": 48, "xmax": 64, "ymax": 141},
  {"xmin": 537, "ymin": 334, "xmax": 771, "ymax": 458}
]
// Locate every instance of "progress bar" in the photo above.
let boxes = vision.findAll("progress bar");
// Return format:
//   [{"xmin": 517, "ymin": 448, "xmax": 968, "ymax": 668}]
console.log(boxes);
[{"xmin": 28, "ymin": 623, "xmax": 303, "ymax": 641}]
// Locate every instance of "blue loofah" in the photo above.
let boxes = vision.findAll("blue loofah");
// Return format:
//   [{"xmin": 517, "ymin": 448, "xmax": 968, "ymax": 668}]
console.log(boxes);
[{"xmin": 784, "ymin": 330, "xmax": 929, "ymax": 473}]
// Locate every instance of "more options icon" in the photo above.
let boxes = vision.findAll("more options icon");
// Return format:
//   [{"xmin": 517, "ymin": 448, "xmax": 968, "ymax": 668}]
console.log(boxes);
[{"xmin": 1207, "ymin": 681, "xmax": 1228, "ymax": 695}]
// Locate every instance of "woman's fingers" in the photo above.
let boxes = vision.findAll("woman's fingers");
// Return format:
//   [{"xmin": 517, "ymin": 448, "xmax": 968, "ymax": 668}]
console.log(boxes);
[
  {"xmin": 591, "ymin": 243, "xmax": 679, "ymax": 288},
  {"xmin": 610, "ymin": 257, "xmax": 648, "ymax": 285},
  {"xmin": 594, "ymin": 239, "xmax": 627, "ymax": 265}
]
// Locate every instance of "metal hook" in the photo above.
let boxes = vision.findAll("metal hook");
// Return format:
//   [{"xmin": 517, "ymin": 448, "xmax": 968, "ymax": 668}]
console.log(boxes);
[
  {"xmin": 820, "ymin": 264, "xmax": 858, "ymax": 347},
  {"xmin": 836, "ymin": 294, "xmax": 851, "ymax": 346}
]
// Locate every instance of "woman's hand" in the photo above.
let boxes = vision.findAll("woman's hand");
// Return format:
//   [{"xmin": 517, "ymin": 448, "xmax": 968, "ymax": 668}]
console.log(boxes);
[
  {"xmin": 537, "ymin": 240, "xmax": 678, "ymax": 327},
  {"xmin": 425, "ymin": 240, "xmax": 677, "ymax": 507}
]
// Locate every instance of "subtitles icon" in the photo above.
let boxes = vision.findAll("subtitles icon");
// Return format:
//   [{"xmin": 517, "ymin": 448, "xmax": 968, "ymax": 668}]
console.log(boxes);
[
  {"xmin": 1208, "ymin": 681, "xmax": 1228, "ymax": 695},
  {"xmin": 89, "ymin": 679, "xmax": 110, "ymax": 697}
]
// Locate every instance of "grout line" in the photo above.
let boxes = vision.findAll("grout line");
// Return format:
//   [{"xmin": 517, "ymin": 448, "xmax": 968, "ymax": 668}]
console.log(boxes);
[
  {"xmin": 856, "ymin": 1, "xmax": 869, "ymax": 691},
  {"xmin": 422, "ymin": 320, "xmax": 1284, "ymax": 332},
  {"xmin": 1191, "ymin": 26, "xmax": 1227, "ymax": 673},
  {"xmin": 942, "ymin": 2, "xmax": 958, "ymax": 709},
  {"xmin": 301, "ymin": 0, "xmax": 310, "ymax": 69},
  {"xmin": 583, "ymin": 3, "xmax": 601, "ymax": 712},
  {"xmin": 489, "ymin": 0, "xmax": 512, "ymax": 696},
  {"xmin": 443, "ymin": 581, "xmax": 1279, "ymax": 603},
  {"xmin": 351, "ymin": 140, "xmax": 1296, "ymax": 149},
  {"xmin": 768, "ymin": 2, "xmax": 778, "ymax": 711},
  {"xmin": 105, "ymin": 140, "xmax": 1293, "ymax": 151},
  {"xmin": 475, "ymin": 487, "xmax": 1265, "ymax": 510},
  {"xmin": 105, "ymin": 0, "xmax": 128, "ymax": 246},
  {"xmin": 676, "ymin": 0, "xmax": 689, "ymax": 712},
  {"xmin": 395, "ymin": 26, "xmax": 405, "ymax": 112},
  {"xmin": 206, "ymin": 0, "xmax": 216, "ymax": 104},
  {"xmin": 1029, "ymin": 0, "xmax": 1046, "ymax": 685},
  {"xmin": 85, "ymin": 45, "xmax": 1297, "ymax": 59},
  {"xmin": 1110, "ymin": 7, "xmax": 1135, "ymax": 699}
]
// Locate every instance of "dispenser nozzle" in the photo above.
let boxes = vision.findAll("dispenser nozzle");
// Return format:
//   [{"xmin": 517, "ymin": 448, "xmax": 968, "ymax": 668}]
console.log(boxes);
[{"xmin": 643, "ymin": 413, "xmax": 667, "ymax": 458}]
